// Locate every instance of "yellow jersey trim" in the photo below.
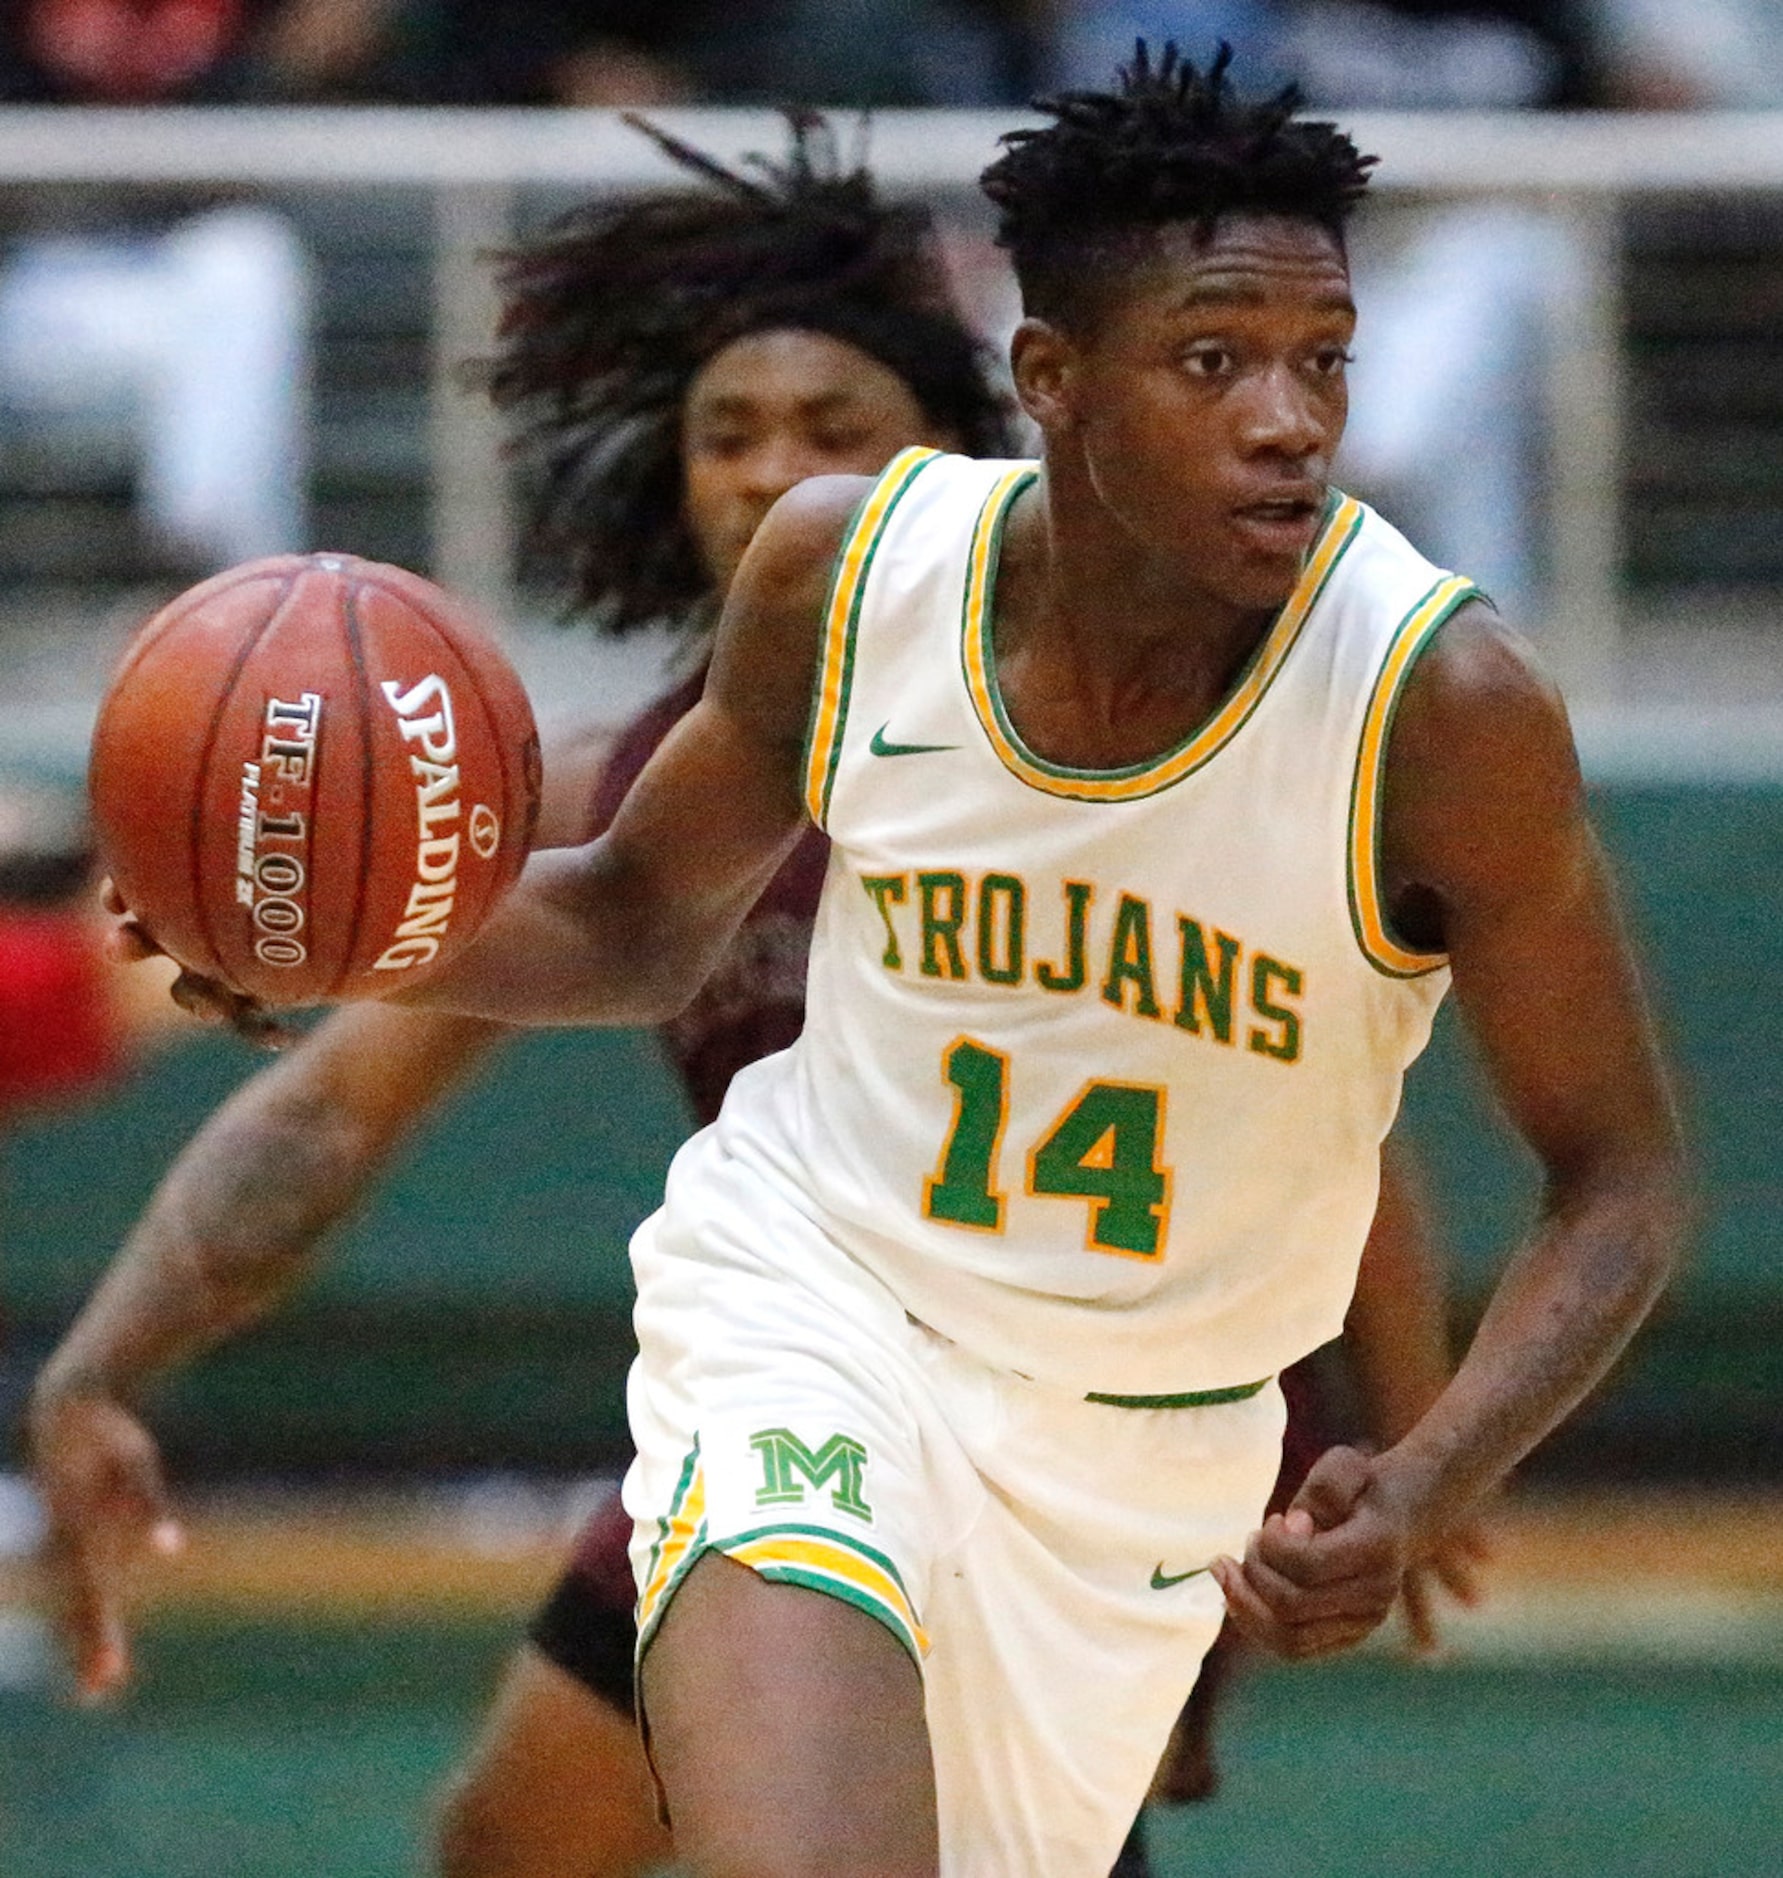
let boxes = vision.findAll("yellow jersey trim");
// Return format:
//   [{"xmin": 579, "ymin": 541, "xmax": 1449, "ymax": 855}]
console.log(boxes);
[
  {"xmin": 962, "ymin": 482, "xmax": 1366, "ymax": 803},
  {"xmin": 801, "ymin": 446, "xmax": 940, "ymax": 827},
  {"xmin": 1346, "ymin": 573, "xmax": 1481, "ymax": 977}
]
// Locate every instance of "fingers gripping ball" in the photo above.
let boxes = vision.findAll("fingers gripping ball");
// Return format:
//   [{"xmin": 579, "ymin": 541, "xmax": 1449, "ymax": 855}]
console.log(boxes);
[{"xmin": 89, "ymin": 554, "xmax": 542, "ymax": 1006}]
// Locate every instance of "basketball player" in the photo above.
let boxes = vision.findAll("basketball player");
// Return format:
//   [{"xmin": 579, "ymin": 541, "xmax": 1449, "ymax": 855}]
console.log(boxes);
[
  {"xmin": 34, "ymin": 110, "xmax": 1400, "ymax": 1878},
  {"xmin": 49, "ymin": 88, "xmax": 1484, "ymax": 1877},
  {"xmin": 325, "ymin": 45, "xmax": 1683, "ymax": 1878}
]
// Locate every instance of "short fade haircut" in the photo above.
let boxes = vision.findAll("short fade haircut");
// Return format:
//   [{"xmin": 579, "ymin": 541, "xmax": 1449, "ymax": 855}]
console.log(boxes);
[
  {"xmin": 981, "ymin": 41, "xmax": 1376, "ymax": 330},
  {"xmin": 479, "ymin": 112, "xmax": 1010, "ymax": 633}
]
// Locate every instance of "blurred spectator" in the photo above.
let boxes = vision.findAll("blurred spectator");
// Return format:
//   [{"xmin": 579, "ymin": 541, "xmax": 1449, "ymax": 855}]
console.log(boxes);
[
  {"xmin": 0, "ymin": 781, "xmax": 127, "ymax": 1118},
  {"xmin": 0, "ymin": 2, "xmax": 314, "ymax": 573},
  {"xmin": 1593, "ymin": 0, "xmax": 1783, "ymax": 107},
  {"xmin": 0, "ymin": 203, "xmax": 310, "ymax": 570},
  {"xmin": 355, "ymin": 0, "xmax": 1036, "ymax": 107}
]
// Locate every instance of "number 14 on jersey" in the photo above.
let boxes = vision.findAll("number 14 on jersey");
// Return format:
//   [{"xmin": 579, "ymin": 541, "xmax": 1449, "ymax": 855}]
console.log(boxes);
[{"xmin": 923, "ymin": 1037, "xmax": 1173, "ymax": 1259}]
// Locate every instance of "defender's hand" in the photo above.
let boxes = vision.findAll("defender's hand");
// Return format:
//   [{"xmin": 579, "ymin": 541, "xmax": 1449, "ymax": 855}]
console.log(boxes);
[
  {"xmin": 27, "ymin": 1390, "xmax": 186, "ymax": 1703},
  {"xmin": 1210, "ymin": 1445, "xmax": 1415, "ymax": 1660},
  {"xmin": 99, "ymin": 879, "xmax": 290, "ymax": 1050}
]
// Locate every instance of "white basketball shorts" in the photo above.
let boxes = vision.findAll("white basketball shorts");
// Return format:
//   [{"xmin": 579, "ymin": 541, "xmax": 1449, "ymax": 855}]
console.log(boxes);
[{"xmin": 623, "ymin": 1129, "xmax": 1286, "ymax": 1878}]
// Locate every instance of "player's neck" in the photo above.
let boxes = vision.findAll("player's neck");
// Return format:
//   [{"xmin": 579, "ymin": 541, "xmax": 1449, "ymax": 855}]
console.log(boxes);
[{"xmin": 991, "ymin": 463, "xmax": 1279, "ymax": 764}]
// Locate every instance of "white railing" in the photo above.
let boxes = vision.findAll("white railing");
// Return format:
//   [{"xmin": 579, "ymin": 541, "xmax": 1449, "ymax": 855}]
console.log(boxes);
[{"xmin": 5, "ymin": 106, "xmax": 1783, "ymax": 700}]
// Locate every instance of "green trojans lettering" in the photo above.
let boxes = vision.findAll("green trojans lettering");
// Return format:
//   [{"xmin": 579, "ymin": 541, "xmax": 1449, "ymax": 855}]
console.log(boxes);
[
  {"xmin": 750, "ymin": 1428, "xmax": 874, "ymax": 1522},
  {"xmin": 855, "ymin": 867, "xmax": 1304, "ymax": 1064}
]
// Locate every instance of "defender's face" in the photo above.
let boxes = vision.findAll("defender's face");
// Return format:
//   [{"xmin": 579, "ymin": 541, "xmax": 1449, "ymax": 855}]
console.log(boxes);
[
  {"xmin": 682, "ymin": 328, "xmax": 938, "ymax": 593},
  {"xmin": 1043, "ymin": 215, "xmax": 1354, "ymax": 612}
]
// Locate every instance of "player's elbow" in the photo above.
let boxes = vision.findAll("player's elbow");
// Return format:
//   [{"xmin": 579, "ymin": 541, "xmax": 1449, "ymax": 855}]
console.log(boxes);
[
  {"xmin": 1550, "ymin": 1133, "xmax": 1694, "ymax": 1304},
  {"xmin": 182, "ymin": 1092, "xmax": 383, "ymax": 1300}
]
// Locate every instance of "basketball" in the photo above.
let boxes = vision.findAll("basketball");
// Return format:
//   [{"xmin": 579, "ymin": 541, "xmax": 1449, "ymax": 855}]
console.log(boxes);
[{"xmin": 88, "ymin": 553, "xmax": 542, "ymax": 1007}]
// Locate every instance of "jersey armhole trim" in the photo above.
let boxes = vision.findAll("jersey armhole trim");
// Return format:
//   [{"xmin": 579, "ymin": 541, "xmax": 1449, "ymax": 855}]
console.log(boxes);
[
  {"xmin": 801, "ymin": 446, "xmax": 939, "ymax": 828},
  {"xmin": 1347, "ymin": 574, "xmax": 1481, "ymax": 978}
]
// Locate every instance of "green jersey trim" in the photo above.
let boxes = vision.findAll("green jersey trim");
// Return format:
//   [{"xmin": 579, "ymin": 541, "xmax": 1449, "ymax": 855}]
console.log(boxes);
[
  {"xmin": 962, "ymin": 483, "xmax": 1364, "ymax": 803},
  {"xmin": 802, "ymin": 446, "xmax": 939, "ymax": 829},
  {"xmin": 1346, "ymin": 574, "xmax": 1483, "ymax": 978},
  {"xmin": 1086, "ymin": 1378, "xmax": 1271, "ymax": 1409}
]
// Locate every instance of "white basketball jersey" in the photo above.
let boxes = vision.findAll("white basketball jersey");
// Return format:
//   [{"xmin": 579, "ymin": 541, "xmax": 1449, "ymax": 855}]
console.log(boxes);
[{"xmin": 708, "ymin": 448, "xmax": 1478, "ymax": 1395}]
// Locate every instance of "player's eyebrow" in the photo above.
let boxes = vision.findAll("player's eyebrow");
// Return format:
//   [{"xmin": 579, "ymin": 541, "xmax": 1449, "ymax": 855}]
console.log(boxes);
[
  {"xmin": 1167, "ymin": 281, "xmax": 1357, "ymax": 316},
  {"xmin": 690, "ymin": 389, "xmax": 862, "ymax": 420}
]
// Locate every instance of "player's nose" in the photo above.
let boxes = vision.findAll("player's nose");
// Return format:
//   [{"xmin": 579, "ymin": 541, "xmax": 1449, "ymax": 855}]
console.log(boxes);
[
  {"xmin": 1237, "ymin": 362, "xmax": 1329, "ymax": 463},
  {"xmin": 739, "ymin": 436, "xmax": 826, "ymax": 503}
]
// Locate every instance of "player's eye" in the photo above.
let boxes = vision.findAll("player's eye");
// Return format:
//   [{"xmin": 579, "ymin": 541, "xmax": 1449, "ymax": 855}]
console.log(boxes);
[
  {"xmin": 812, "ymin": 428, "xmax": 875, "ymax": 457},
  {"xmin": 1311, "ymin": 346, "xmax": 1355, "ymax": 378},
  {"xmin": 1180, "ymin": 343, "xmax": 1236, "ymax": 379},
  {"xmin": 691, "ymin": 431, "xmax": 751, "ymax": 459}
]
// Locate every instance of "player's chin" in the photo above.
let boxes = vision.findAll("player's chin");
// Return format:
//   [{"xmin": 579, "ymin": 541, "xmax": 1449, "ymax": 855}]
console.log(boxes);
[{"xmin": 1204, "ymin": 548, "xmax": 1305, "ymax": 617}]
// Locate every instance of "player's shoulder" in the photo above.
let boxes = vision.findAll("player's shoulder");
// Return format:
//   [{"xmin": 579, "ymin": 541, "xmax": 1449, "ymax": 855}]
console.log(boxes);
[
  {"xmin": 1387, "ymin": 597, "xmax": 1586, "ymax": 860},
  {"xmin": 1400, "ymin": 598, "xmax": 1570, "ymax": 761}
]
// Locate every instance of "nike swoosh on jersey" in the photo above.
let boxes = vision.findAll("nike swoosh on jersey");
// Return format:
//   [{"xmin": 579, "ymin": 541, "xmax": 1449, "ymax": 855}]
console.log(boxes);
[
  {"xmin": 869, "ymin": 723, "xmax": 958, "ymax": 757},
  {"xmin": 1150, "ymin": 1562, "xmax": 1211, "ymax": 1590}
]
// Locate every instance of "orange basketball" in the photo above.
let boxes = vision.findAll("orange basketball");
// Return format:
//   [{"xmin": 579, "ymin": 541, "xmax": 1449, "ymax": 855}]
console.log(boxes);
[{"xmin": 89, "ymin": 553, "xmax": 541, "ymax": 1008}]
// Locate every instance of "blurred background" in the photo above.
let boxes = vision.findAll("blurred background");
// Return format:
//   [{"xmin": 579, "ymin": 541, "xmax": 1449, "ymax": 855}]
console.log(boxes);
[{"xmin": 1, "ymin": 3, "xmax": 1779, "ymax": 1874}]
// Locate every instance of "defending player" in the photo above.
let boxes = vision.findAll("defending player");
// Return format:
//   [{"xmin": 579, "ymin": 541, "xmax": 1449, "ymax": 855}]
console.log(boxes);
[{"xmin": 351, "ymin": 45, "xmax": 1684, "ymax": 1878}]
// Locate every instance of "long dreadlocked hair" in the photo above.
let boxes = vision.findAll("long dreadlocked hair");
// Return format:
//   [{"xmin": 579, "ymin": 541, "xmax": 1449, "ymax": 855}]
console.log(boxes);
[
  {"xmin": 981, "ymin": 42, "xmax": 1376, "ymax": 330},
  {"xmin": 480, "ymin": 111, "xmax": 1011, "ymax": 633}
]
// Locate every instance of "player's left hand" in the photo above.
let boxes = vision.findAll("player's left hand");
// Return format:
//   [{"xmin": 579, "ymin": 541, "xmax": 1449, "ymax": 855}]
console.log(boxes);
[
  {"xmin": 1209, "ymin": 1444, "xmax": 1420, "ymax": 1660},
  {"xmin": 99, "ymin": 879, "xmax": 292, "ymax": 1051}
]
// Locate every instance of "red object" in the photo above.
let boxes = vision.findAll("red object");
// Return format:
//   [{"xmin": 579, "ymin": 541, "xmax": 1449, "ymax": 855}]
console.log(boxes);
[
  {"xmin": 0, "ymin": 906, "xmax": 121, "ymax": 1107},
  {"xmin": 89, "ymin": 555, "xmax": 541, "ymax": 1008},
  {"xmin": 26, "ymin": 0, "xmax": 243, "ymax": 101}
]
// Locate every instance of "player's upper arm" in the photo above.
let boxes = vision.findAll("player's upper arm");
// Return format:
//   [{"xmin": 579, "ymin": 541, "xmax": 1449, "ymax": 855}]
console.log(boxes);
[
  {"xmin": 1381, "ymin": 604, "xmax": 1681, "ymax": 1191},
  {"xmin": 597, "ymin": 475, "xmax": 869, "ymax": 903}
]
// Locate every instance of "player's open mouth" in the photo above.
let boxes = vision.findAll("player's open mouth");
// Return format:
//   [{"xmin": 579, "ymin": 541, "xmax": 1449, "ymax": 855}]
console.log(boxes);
[{"xmin": 1229, "ymin": 496, "xmax": 1322, "ymax": 554}]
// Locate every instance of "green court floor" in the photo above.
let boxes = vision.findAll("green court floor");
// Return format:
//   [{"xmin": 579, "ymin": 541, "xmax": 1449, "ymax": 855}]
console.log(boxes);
[{"xmin": 2, "ymin": 1615, "xmax": 1778, "ymax": 1876}]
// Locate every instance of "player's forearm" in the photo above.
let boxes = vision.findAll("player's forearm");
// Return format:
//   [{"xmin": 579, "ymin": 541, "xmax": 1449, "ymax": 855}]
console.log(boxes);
[
  {"xmin": 1375, "ymin": 1152, "xmax": 1686, "ymax": 1537},
  {"xmin": 396, "ymin": 838, "xmax": 776, "ymax": 1029},
  {"xmin": 30, "ymin": 1081, "xmax": 382, "ymax": 1409},
  {"xmin": 1344, "ymin": 1150, "xmax": 1453, "ymax": 1447}
]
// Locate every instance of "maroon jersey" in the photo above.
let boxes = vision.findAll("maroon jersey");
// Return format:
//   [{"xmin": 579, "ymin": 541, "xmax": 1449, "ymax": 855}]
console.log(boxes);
[{"xmin": 588, "ymin": 668, "xmax": 828, "ymax": 1125}]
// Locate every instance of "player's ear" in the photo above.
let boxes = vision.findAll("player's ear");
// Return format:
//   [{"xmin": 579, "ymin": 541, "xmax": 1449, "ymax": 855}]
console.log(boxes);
[{"xmin": 1010, "ymin": 318, "xmax": 1080, "ymax": 435}]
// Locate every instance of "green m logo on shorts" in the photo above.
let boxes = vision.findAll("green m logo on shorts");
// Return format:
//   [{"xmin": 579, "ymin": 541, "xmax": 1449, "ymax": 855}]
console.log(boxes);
[{"xmin": 749, "ymin": 1427, "xmax": 873, "ymax": 1522}]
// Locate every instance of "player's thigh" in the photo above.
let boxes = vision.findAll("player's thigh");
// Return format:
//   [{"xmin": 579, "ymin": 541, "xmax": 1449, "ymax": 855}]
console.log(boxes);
[
  {"xmin": 642, "ymin": 1550, "xmax": 938, "ymax": 1878},
  {"xmin": 434, "ymin": 1643, "xmax": 670, "ymax": 1878}
]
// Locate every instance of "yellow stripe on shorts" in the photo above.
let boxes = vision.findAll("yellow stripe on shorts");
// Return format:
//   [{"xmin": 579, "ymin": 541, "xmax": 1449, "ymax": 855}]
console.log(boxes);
[
  {"xmin": 1346, "ymin": 573, "xmax": 1481, "ymax": 976},
  {"xmin": 721, "ymin": 1523, "xmax": 928, "ymax": 1668},
  {"xmin": 636, "ymin": 1452, "xmax": 707, "ymax": 1646},
  {"xmin": 802, "ymin": 446, "xmax": 939, "ymax": 828}
]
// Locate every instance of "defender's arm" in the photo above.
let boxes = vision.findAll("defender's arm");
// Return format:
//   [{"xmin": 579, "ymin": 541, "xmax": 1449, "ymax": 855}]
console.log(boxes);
[{"xmin": 27, "ymin": 714, "xmax": 618, "ymax": 1701}]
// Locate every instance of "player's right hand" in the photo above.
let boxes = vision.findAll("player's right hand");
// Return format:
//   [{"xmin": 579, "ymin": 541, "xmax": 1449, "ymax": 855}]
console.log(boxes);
[
  {"xmin": 26, "ymin": 1388, "xmax": 186, "ymax": 1703},
  {"xmin": 99, "ymin": 879, "xmax": 291, "ymax": 1050}
]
